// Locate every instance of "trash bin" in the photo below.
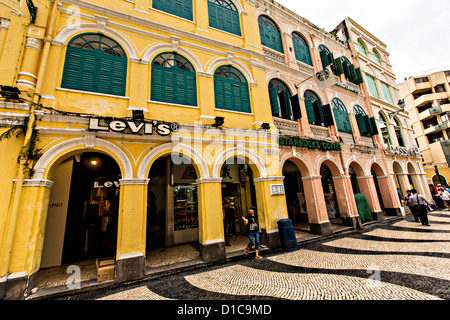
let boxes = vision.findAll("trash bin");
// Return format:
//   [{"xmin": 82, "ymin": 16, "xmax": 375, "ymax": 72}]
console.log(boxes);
[{"xmin": 277, "ymin": 219, "xmax": 299, "ymax": 252}]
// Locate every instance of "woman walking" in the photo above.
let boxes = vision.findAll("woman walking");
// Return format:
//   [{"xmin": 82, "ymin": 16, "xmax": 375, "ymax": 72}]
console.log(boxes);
[{"xmin": 242, "ymin": 206, "xmax": 262, "ymax": 259}]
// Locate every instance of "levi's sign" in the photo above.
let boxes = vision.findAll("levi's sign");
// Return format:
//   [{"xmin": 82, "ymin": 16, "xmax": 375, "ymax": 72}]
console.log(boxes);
[
  {"xmin": 279, "ymin": 136, "xmax": 342, "ymax": 151},
  {"xmin": 88, "ymin": 118, "xmax": 180, "ymax": 136}
]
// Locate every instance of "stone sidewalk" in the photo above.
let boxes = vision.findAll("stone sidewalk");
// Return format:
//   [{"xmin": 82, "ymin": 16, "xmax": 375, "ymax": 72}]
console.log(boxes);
[{"xmin": 27, "ymin": 211, "xmax": 450, "ymax": 300}]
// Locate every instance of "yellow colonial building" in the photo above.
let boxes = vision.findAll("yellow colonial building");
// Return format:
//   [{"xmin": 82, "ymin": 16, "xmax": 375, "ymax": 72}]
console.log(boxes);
[{"xmin": 0, "ymin": 0, "xmax": 289, "ymax": 299}]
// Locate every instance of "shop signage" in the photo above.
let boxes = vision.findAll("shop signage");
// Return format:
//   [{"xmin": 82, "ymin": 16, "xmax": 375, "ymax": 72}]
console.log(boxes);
[
  {"xmin": 279, "ymin": 136, "xmax": 342, "ymax": 151},
  {"xmin": 270, "ymin": 184, "xmax": 285, "ymax": 196},
  {"xmin": 88, "ymin": 118, "xmax": 181, "ymax": 136},
  {"xmin": 387, "ymin": 145, "xmax": 422, "ymax": 157},
  {"xmin": 335, "ymin": 81, "xmax": 360, "ymax": 94}
]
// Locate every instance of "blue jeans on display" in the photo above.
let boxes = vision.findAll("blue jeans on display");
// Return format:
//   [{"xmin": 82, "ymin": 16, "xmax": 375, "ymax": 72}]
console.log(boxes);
[{"xmin": 247, "ymin": 231, "xmax": 260, "ymax": 250}]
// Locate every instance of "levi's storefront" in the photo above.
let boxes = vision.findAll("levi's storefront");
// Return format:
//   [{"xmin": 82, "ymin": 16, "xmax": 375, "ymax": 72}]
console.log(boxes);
[
  {"xmin": 30, "ymin": 115, "xmax": 211, "ymax": 286},
  {"xmin": 9, "ymin": 113, "xmax": 286, "ymax": 294}
]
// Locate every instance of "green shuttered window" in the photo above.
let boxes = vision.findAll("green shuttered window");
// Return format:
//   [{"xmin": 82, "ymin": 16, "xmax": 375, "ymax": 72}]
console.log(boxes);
[
  {"xmin": 381, "ymin": 82, "xmax": 394, "ymax": 104},
  {"xmin": 151, "ymin": 52, "xmax": 197, "ymax": 106},
  {"xmin": 366, "ymin": 74, "xmax": 380, "ymax": 99},
  {"xmin": 208, "ymin": 0, "xmax": 241, "ymax": 36},
  {"xmin": 214, "ymin": 66, "xmax": 251, "ymax": 113},
  {"xmin": 292, "ymin": 33, "xmax": 312, "ymax": 66},
  {"xmin": 62, "ymin": 34, "xmax": 127, "ymax": 96},
  {"xmin": 332, "ymin": 98, "xmax": 352, "ymax": 134},
  {"xmin": 258, "ymin": 15, "xmax": 283, "ymax": 53},
  {"xmin": 153, "ymin": 0, "xmax": 193, "ymax": 20},
  {"xmin": 269, "ymin": 79, "xmax": 294, "ymax": 119}
]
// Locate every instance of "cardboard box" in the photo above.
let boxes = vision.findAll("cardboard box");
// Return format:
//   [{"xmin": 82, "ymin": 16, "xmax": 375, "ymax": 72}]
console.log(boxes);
[{"xmin": 96, "ymin": 259, "xmax": 115, "ymax": 283}]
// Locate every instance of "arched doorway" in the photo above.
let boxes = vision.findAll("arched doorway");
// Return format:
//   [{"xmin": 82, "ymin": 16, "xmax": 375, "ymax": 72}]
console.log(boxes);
[
  {"xmin": 393, "ymin": 161, "xmax": 405, "ymax": 201},
  {"xmin": 282, "ymin": 160, "xmax": 307, "ymax": 226},
  {"xmin": 372, "ymin": 162, "xmax": 400, "ymax": 214},
  {"xmin": 41, "ymin": 152, "xmax": 121, "ymax": 268},
  {"xmin": 320, "ymin": 163, "xmax": 341, "ymax": 225},
  {"xmin": 146, "ymin": 155, "xmax": 200, "ymax": 252},
  {"xmin": 220, "ymin": 157, "xmax": 257, "ymax": 237}
]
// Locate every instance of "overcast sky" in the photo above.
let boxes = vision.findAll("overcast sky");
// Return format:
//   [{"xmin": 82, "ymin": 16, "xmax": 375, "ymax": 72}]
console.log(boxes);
[{"xmin": 274, "ymin": 0, "xmax": 450, "ymax": 84}]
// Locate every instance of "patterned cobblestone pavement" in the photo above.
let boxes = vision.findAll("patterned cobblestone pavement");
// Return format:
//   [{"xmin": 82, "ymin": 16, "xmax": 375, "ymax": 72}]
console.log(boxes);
[{"xmin": 82, "ymin": 212, "xmax": 450, "ymax": 301}]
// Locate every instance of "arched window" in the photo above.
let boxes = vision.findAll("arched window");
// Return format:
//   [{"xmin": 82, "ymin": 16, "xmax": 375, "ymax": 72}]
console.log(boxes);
[
  {"xmin": 62, "ymin": 33, "xmax": 127, "ymax": 96},
  {"xmin": 258, "ymin": 15, "xmax": 283, "ymax": 53},
  {"xmin": 208, "ymin": 0, "xmax": 241, "ymax": 36},
  {"xmin": 153, "ymin": 0, "xmax": 193, "ymax": 20},
  {"xmin": 318, "ymin": 44, "xmax": 337, "ymax": 75},
  {"xmin": 332, "ymin": 98, "xmax": 352, "ymax": 133},
  {"xmin": 379, "ymin": 112, "xmax": 392, "ymax": 145},
  {"xmin": 373, "ymin": 49, "xmax": 382, "ymax": 64},
  {"xmin": 357, "ymin": 39, "xmax": 367, "ymax": 56},
  {"xmin": 214, "ymin": 65, "xmax": 251, "ymax": 113},
  {"xmin": 304, "ymin": 90, "xmax": 322, "ymax": 125},
  {"xmin": 292, "ymin": 33, "xmax": 312, "ymax": 66},
  {"xmin": 354, "ymin": 105, "xmax": 372, "ymax": 137},
  {"xmin": 269, "ymin": 79, "xmax": 292, "ymax": 120},
  {"xmin": 151, "ymin": 52, "xmax": 197, "ymax": 106},
  {"xmin": 394, "ymin": 117, "xmax": 405, "ymax": 147},
  {"xmin": 340, "ymin": 56, "xmax": 358, "ymax": 84}
]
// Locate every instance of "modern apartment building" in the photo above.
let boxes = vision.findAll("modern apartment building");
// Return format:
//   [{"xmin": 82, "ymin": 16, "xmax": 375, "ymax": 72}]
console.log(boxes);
[{"xmin": 399, "ymin": 70, "xmax": 450, "ymax": 187}]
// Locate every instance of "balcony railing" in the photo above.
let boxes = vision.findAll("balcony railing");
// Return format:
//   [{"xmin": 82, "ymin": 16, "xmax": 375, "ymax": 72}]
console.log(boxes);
[
  {"xmin": 424, "ymin": 123, "xmax": 449, "ymax": 135},
  {"xmin": 418, "ymin": 106, "xmax": 442, "ymax": 121}
]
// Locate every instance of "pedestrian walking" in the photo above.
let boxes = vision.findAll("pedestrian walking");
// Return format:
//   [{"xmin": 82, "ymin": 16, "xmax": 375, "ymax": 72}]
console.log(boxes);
[
  {"xmin": 242, "ymin": 206, "xmax": 262, "ymax": 259},
  {"xmin": 410, "ymin": 189, "xmax": 431, "ymax": 226},
  {"xmin": 440, "ymin": 187, "xmax": 450, "ymax": 210},
  {"xmin": 403, "ymin": 190, "xmax": 419, "ymax": 222}
]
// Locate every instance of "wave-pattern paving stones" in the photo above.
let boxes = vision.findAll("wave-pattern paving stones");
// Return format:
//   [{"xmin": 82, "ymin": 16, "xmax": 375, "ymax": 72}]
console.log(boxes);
[
  {"xmin": 364, "ymin": 228, "xmax": 450, "ymax": 241},
  {"xmin": 323, "ymin": 237, "xmax": 450, "ymax": 254},
  {"xmin": 97, "ymin": 286, "xmax": 174, "ymax": 300},
  {"xmin": 184, "ymin": 265, "xmax": 440, "ymax": 300},
  {"xmin": 268, "ymin": 249, "xmax": 450, "ymax": 281}
]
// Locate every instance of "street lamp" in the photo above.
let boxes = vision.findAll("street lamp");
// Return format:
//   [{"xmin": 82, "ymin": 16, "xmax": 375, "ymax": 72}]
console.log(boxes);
[{"xmin": 389, "ymin": 99, "xmax": 406, "ymax": 119}]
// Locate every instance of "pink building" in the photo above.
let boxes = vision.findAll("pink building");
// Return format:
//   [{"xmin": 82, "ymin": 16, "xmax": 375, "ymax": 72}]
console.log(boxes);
[{"xmin": 255, "ymin": 0, "xmax": 403, "ymax": 235}]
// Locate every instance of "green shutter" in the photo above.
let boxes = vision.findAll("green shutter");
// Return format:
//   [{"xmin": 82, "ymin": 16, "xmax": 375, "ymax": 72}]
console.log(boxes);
[
  {"xmin": 154, "ymin": 0, "xmax": 192, "ymax": 20},
  {"xmin": 320, "ymin": 49, "xmax": 330, "ymax": 68},
  {"xmin": 151, "ymin": 67, "xmax": 164, "ymax": 102},
  {"xmin": 322, "ymin": 104, "xmax": 334, "ymax": 127},
  {"xmin": 185, "ymin": 73, "xmax": 197, "ymax": 106},
  {"xmin": 281, "ymin": 89, "xmax": 292, "ymax": 118},
  {"xmin": 334, "ymin": 57, "xmax": 344, "ymax": 76},
  {"xmin": 366, "ymin": 75, "xmax": 380, "ymax": 99},
  {"xmin": 305, "ymin": 99, "xmax": 316, "ymax": 124},
  {"xmin": 208, "ymin": 2, "xmax": 241, "ymax": 36},
  {"xmin": 293, "ymin": 41, "xmax": 312, "ymax": 66},
  {"xmin": 152, "ymin": 65, "xmax": 196, "ymax": 106},
  {"xmin": 356, "ymin": 114, "xmax": 367, "ymax": 134},
  {"xmin": 334, "ymin": 108, "xmax": 352, "ymax": 134},
  {"xmin": 313, "ymin": 100, "xmax": 324, "ymax": 125},
  {"xmin": 269, "ymin": 87, "xmax": 280, "ymax": 116},
  {"xmin": 349, "ymin": 64, "xmax": 357, "ymax": 84},
  {"xmin": 342, "ymin": 60, "xmax": 350, "ymax": 79},
  {"xmin": 369, "ymin": 117, "xmax": 379, "ymax": 135},
  {"xmin": 260, "ymin": 25, "xmax": 283, "ymax": 53},
  {"xmin": 214, "ymin": 77, "xmax": 225, "ymax": 109},
  {"xmin": 363, "ymin": 115, "xmax": 371, "ymax": 135},
  {"xmin": 355, "ymin": 67, "xmax": 364, "ymax": 85},
  {"xmin": 290, "ymin": 94, "xmax": 302, "ymax": 121},
  {"xmin": 215, "ymin": 77, "xmax": 250, "ymax": 113}
]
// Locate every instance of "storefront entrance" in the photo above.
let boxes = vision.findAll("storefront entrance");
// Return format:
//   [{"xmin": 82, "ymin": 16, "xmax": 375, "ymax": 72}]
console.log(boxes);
[
  {"xmin": 221, "ymin": 160, "xmax": 257, "ymax": 237},
  {"xmin": 320, "ymin": 164, "xmax": 341, "ymax": 225},
  {"xmin": 146, "ymin": 156, "xmax": 199, "ymax": 252},
  {"xmin": 41, "ymin": 152, "xmax": 120, "ymax": 268},
  {"xmin": 282, "ymin": 160, "xmax": 308, "ymax": 226}
]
